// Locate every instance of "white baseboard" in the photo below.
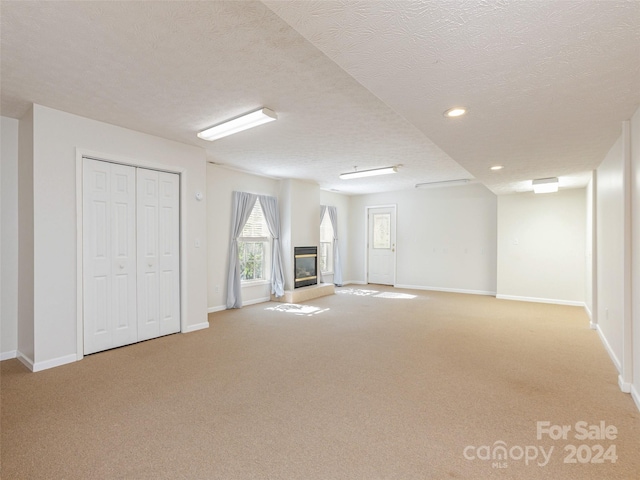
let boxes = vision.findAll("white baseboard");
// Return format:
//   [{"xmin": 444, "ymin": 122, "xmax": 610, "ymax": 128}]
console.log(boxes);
[
  {"xmin": 183, "ymin": 322, "xmax": 209, "ymax": 333},
  {"xmin": 208, "ymin": 296, "xmax": 271, "ymax": 312},
  {"xmin": 631, "ymin": 384, "xmax": 640, "ymax": 412},
  {"xmin": 584, "ymin": 305, "xmax": 592, "ymax": 320},
  {"xmin": 396, "ymin": 284, "xmax": 496, "ymax": 296},
  {"xmin": 16, "ymin": 352, "xmax": 77, "ymax": 372},
  {"xmin": 32, "ymin": 353, "xmax": 77, "ymax": 372},
  {"xmin": 243, "ymin": 296, "xmax": 271, "ymax": 306},
  {"xmin": 583, "ymin": 306, "xmax": 597, "ymax": 329},
  {"xmin": 0, "ymin": 350, "xmax": 17, "ymax": 361},
  {"xmin": 496, "ymin": 294, "xmax": 585, "ymax": 307},
  {"xmin": 594, "ymin": 325, "xmax": 622, "ymax": 373},
  {"xmin": 618, "ymin": 375, "xmax": 632, "ymax": 394},
  {"xmin": 17, "ymin": 351, "xmax": 34, "ymax": 371},
  {"xmin": 342, "ymin": 280, "xmax": 366, "ymax": 285}
]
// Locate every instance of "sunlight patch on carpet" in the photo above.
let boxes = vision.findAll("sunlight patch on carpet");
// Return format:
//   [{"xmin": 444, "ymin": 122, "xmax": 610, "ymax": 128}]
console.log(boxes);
[
  {"xmin": 336, "ymin": 288, "xmax": 416, "ymax": 299},
  {"xmin": 373, "ymin": 292, "xmax": 417, "ymax": 299},
  {"xmin": 336, "ymin": 288, "xmax": 379, "ymax": 296},
  {"xmin": 265, "ymin": 303, "xmax": 329, "ymax": 316}
]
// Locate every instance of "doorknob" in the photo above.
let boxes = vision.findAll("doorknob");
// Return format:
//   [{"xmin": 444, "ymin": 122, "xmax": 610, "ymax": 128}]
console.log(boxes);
[
  {"xmin": 118, "ymin": 264, "xmax": 124, "ymax": 269},
  {"xmin": 148, "ymin": 262, "xmax": 153, "ymax": 267}
]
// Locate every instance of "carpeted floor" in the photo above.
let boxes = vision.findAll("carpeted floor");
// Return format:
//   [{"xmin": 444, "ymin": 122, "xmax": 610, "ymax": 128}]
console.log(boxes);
[{"xmin": 1, "ymin": 286, "xmax": 639, "ymax": 479}]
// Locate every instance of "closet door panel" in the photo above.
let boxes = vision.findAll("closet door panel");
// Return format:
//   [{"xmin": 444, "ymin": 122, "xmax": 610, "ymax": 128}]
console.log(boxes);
[
  {"xmin": 137, "ymin": 168, "xmax": 160, "ymax": 341},
  {"xmin": 83, "ymin": 160, "xmax": 136, "ymax": 354},
  {"xmin": 110, "ymin": 163, "xmax": 138, "ymax": 347},
  {"xmin": 158, "ymin": 172, "xmax": 180, "ymax": 335}
]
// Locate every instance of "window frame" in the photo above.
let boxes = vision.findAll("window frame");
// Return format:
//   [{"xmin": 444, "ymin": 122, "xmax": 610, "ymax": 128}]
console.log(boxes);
[
  {"xmin": 238, "ymin": 203, "xmax": 271, "ymax": 286},
  {"xmin": 319, "ymin": 212, "xmax": 334, "ymax": 275}
]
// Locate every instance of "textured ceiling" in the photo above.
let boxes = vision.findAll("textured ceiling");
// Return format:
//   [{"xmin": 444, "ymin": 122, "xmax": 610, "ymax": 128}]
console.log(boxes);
[
  {"xmin": 264, "ymin": 0, "xmax": 640, "ymax": 194},
  {"xmin": 2, "ymin": 1, "xmax": 639, "ymax": 195}
]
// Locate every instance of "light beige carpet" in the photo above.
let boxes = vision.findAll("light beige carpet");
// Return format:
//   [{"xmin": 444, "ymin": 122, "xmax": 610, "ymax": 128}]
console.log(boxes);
[{"xmin": 2, "ymin": 286, "xmax": 639, "ymax": 479}]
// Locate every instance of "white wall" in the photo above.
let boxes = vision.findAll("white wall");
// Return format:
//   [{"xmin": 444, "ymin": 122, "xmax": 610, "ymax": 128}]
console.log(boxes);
[
  {"xmin": 585, "ymin": 175, "xmax": 596, "ymax": 321},
  {"xmin": 592, "ymin": 106, "xmax": 640, "ymax": 410},
  {"xmin": 17, "ymin": 107, "xmax": 35, "ymax": 364},
  {"xmin": 319, "ymin": 190, "xmax": 350, "ymax": 284},
  {"xmin": 347, "ymin": 184, "xmax": 497, "ymax": 294},
  {"xmin": 24, "ymin": 104, "xmax": 208, "ymax": 370},
  {"xmin": 206, "ymin": 164, "xmax": 280, "ymax": 310},
  {"xmin": 280, "ymin": 179, "xmax": 321, "ymax": 290},
  {"xmin": 596, "ymin": 135, "xmax": 625, "ymax": 371},
  {"xmin": 1, "ymin": 117, "xmax": 19, "ymax": 359},
  {"xmin": 631, "ymin": 107, "xmax": 640, "ymax": 407},
  {"xmin": 496, "ymin": 188, "xmax": 586, "ymax": 305}
]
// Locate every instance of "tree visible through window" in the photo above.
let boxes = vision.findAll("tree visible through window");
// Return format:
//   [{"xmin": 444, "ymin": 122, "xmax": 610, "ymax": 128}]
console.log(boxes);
[
  {"xmin": 320, "ymin": 213, "xmax": 334, "ymax": 274},
  {"xmin": 239, "ymin": 202, "xmax": 270, "ymax": 282}
]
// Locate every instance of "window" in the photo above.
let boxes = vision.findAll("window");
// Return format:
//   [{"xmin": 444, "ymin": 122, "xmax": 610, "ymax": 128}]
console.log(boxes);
[
  {"xmin": 320, "ymin": 212, "xmax": 334, "ymax": 274},
  {"xmin": 239, "ymin": 202, "xmax": 270, "ymax": 282},
  {"xmin": 372, "ymin": 213, "xmax": 391, "ymax": 249}
]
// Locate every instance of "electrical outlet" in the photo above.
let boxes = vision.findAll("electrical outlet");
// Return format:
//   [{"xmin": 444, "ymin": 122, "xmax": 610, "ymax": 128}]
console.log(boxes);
[{"xmin": 215, "ymin": 285, "xmax": 220, "ymax": 293}]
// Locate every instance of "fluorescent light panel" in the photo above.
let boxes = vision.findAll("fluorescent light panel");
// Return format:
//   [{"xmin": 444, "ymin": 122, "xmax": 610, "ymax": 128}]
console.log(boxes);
[
  {"xmin": 415, "ymin": 179, "xmax": 471, "ymax": 189},
  {"xmin": 197, "ymin": 108, "xmax": 277, "ymax": 141},
  {"xmin": 340, "ymin": 166, "xmax": 397, "ymax": 180},
  {"xmin": 532, "ymin": 177, "xmax": 559, "ymax": 194}
]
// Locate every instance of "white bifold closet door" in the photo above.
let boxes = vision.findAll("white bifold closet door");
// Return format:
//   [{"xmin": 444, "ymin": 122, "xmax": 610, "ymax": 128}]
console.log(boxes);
[
  {"xmin": 83, "ymin": 160, "xmax": 138, "ymax": 354},
  {"xmin": 136, "ymin": 168, "xmax": 180, "ymax": 341},
  {"xmin": 83, "ymin": 159, "xmax": 180, "ymax": 355}
]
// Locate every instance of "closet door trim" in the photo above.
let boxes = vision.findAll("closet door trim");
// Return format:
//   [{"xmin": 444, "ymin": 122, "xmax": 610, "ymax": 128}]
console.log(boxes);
[{"xmin": 76, "ymin": 150, "xmax": 186, "ymax": 360}]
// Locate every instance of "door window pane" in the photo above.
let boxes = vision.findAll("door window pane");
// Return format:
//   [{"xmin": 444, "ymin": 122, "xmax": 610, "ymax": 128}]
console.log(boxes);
[{"xmin": 373, "ymin": 213, "xmax": 391, "ymax": 249}]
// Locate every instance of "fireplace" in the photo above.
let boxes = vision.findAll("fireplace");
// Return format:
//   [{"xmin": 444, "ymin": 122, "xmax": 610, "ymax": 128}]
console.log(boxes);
[{"xmin": 294, "ymin": 246, "xmax": 317, "ymax": 288}]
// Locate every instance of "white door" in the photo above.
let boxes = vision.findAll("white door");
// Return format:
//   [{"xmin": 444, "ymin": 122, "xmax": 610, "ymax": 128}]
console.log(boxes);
[
  {"xmin": 367, "ymin": 206, "xmax": 396, "ymax": 285},
  {"xmin": 137, "ymin": 168, "xmax": 160, "ymax": 341},
  {"xmin": 137, "ymin": 168, "xmax": 180, "ymax": 341},
  {"xmin": 83, "ymin": 160, "xmax": 180, "ymax": 355},
  {"xmin": 157, "ymin": 172, "xmax": 180, "ymax": 336},
  {"xmin": 83, "ymin": 159, "xmax": 138, "ymax": 355},
  {"xmin": 138, "ymin": 168, "xmax": 180, "ymax": 340}
]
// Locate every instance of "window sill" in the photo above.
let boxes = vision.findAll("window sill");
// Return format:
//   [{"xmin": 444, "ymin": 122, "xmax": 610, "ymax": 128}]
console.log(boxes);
[{"xmin": 241, "ymin": 280, "xmax": 271, "ymax": 288}]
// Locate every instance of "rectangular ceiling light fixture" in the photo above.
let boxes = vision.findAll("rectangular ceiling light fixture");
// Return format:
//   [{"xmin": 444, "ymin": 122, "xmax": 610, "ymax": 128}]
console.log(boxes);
[
  {"xmin": 415, "ymin": 179, "xmax": 471, "ymax": 189},
  {"xmin": 197, "ymin": 107, "xmax": 277, "ymax": 141},
  {"xmin": 339, "ymin": 166, "xmax": 398, "ymax": 180},
  {"xmin": 532, "ymin": 177, "xmax": 559, "ymax": 194}
]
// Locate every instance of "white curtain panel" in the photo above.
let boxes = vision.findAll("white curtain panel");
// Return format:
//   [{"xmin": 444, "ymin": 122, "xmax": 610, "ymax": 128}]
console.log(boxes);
[
  {"xmin": 319, "ymin": 205, "xmax": 328, "ymax": 284},
  {"xmin": 327, "ymin": 206, "xmax": 343, "ymax": 286},
  {"xmin": 259, "ymin": 195, "xmax": 285, "ymax": 298},
  {"xmin": 226, "ymin": 191, "xmax": 257, "ymax": 309}
]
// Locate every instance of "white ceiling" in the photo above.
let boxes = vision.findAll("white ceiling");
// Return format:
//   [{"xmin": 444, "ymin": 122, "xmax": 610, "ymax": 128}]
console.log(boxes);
[{"xmin": 2, "ymin": 1, "xmax": 639, "ymax": 195}]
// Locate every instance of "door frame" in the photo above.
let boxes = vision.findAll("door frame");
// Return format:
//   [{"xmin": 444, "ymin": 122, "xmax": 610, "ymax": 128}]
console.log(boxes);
[
  {"xmin": 364, "ymin": 204, "xmax": 397, "ymax": 286},
  {"xmin": 75, "ymin": 149, "xmax": 186, "ymax": 360}
]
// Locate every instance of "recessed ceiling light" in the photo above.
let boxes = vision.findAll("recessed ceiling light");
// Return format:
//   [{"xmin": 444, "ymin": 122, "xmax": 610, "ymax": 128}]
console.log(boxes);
[
  {"xmin": 444, "ymin": 107, "xmax": 467, "ymax": 117},
  {"xmin": 490, "ymin": 165, "xmax": 504, "ymax": 171}
]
